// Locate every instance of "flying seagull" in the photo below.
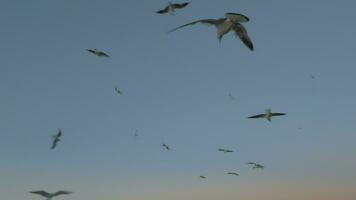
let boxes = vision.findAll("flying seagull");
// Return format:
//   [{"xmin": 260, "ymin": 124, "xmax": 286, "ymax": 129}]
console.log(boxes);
[
  {"xmin": 228, "ymin": 93, "xmax": 236, "ymax": 101},
  {"xmin": 114, "ymin": 87, "xmax": 122, "ymax": 95},
  {"xmin": 51, "ymin": 129, "xmax": 62, "ymax": 150},
  {"xmin": 156, "ymin": 2, "xmax": 190, "ymax": 15},
  {"xmin": 248, "ymin": 109, "xmax": 286, "ymax": 121},
  {"xmin": 87, "ymin": 48, "xmax": 110, "ymax": 57},
  {"xmin": 169, "ymin": 12, "xmax": 253, "ymax": 50},
  {"xmin": 247, "ymin": 162, "xmax": 265, "ymax": 170},
  {"xmin": 162, "ymin": 143, "xmax": 170, "ymax": 150},
  {"xmin": 199, "ymin": 175, "xmax": 206, "ymax": 179},
  {"xmin": 29, "ymin": 190, "xmax": 72, "ymax": 200},
  {"xmin": 218, "ymin": 148, "xmax": 233, "ymax": 153},
  {"xmin": 227, "ymin": 172, "xmax": 239, "ymax": 176}
]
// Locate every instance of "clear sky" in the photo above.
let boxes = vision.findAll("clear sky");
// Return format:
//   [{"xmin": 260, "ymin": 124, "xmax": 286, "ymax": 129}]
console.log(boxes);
[{"xmin": 1, "ymin": 0, "xmax": 356, "ymax": 200}]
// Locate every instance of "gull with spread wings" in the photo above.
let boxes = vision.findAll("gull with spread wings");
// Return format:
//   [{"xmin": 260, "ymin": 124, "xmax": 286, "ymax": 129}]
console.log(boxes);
[
  {"xmin": 29, "ymin": 190, "xmax": 72, "ymax": 200},
  {"xmin": 51, "ymin": 129, "xmax": 62, "ymax": 150},
  {"xmin": 156, "ymin": 2, "xmax": 190, "ymax": 15},
  {"xmin": 218, "ymin": 148, "xmax": 234, "ymax": 153},
  {"xmin": 169, "ymin": 13, "xmax": 253, "ymax": 50},
  {"xmin": 248, "ymin": 109, "xmax": 286, "ymax": 121},
  {"xmin": 87, "ymin": 48, "xmax": 110, "ymax": 57}
]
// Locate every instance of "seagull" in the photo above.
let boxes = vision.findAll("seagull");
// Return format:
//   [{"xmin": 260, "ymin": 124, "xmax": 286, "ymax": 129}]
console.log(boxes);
[
  {"xmin": 227, "ymin": 172, "xmax": 239, "ymax": 176},
  {"xmin": 114, "ymin": 87, "xmax": 122, "ymax": 95},
  {"xmin": 162, "ymin": 143, "xmax": 170, "ymax": 150},
  {"xmin": 248, "ymin": 109, "xmax": 286, "ymax": 121},
  {"xmin": 87, "ymin": 48, "xmax": 110, "ymax": 57},
  {"xmin": 218, "ymin": 148, "xmax": 233, "ymax": 153},
  {"xmin": 156, "ymin": 2, "xmax": 190, "ymax": 15},
  {"xmin": 228, "ymin": 93, "xmax": 236, "ymax": 101},
  {"xmin": 29, "ymin": 190, "xmax": 72, "ymax": 200},
  {"xmin": 247, "ymin": 162, "xmax": 264, "ymax": 170},
  {"xmin": 169, "ymin": 12, "xmax": 253, "ymax": 50},
  {"xmin": 51, "ymin": 129, "xmax": 62, "ymax": 150},
  {"xmin": 199, "ymin": 175, "xmax": 206, "ymax": 179}
]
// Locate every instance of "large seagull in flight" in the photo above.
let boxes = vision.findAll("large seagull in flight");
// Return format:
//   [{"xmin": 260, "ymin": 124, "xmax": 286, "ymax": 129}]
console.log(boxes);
[
  {"xmin": 169, "ymin": 13, "xmax": 254, "ymax": 50},
  {"xmin": 248, "ymin": 109, "xmax": 286, "ymax": 122},
  {"xmin": 29, "ymin": 190, "xmax": 72, "ymax": 200}
]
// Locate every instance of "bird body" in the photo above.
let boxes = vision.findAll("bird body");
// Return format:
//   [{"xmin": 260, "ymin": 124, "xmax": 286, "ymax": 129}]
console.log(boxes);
[
  {"xmin": 51, "ymin": 129, "xmax": 62, "ymax": 150},
  {"xmin": 29, "ymin": 190, "xmax": 72, "ymax": 200},
  {"xmin": 114, "ymin": 87, "xmax": 122, "ymax": 95},
  {"xmin": 156, "ymin": 2, "xmax": 190, "ymax": 15},
  {"xmin": 162, "ymin": 143, "xmax": 170, "ymax": 150},
  {"xmin": 218, "ymin": 148, "xmax": 233, "ymax": 153},
  {"xmin": 248, "ymin": 109, "xmax": 286, "ymax": 121},
  {"xmin": 247, "ymin": 162, "xmax": 265, "ymax": 170},
  {"xmin": 169, "ymin": 12, "xmax": 253, "ymax": 50},
  {"xmin": 227, "ymin": 172, "xmax": 239, "ymax": 176},
  {"xmin": 87, "ymin": 48, "xmax": 110, "ymax": 57}
]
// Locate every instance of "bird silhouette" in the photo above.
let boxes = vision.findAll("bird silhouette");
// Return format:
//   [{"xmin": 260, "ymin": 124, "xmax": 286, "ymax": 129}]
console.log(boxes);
[
  {"xmin": 248, "ymin": 109, "xmax": 286, "ymax": 121},
  {"xmin": 218, "ymin": 148, "xmax": 234, "ymax": 153},
  {"xmin": 162, "ymin": 143, "xmax": 170, "ymax": 150},
  {"xmin": 87, "ymin": 48, "xmax": 110, "ymax": 57},
  {"xmin": 169, "ymin": 12, "xmax": 253, "ymax": 50},
  {"xmin": 29, "ymin": 190, "xmax": 72, "ymax": 200},
  {"xmin": 51, "ymin": 129, "xmax": 62, "ymax": 150},
  {"xmin": 156, "ymin": 2, "xmax": 190, "ymax": 15}
]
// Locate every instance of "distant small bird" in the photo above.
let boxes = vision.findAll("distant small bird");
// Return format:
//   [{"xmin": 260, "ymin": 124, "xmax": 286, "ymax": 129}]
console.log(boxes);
[
  {"xmin": 248, "ymin": 109, "xmax": 286, "ymax": 121},
  {"xmin": 227, "ymin": 172, "xmax": 239, "ymax": 176},
  {"xmin": 162, "ymin": 143, "xmax": 170, "ymax": 150},
  {"xmin": 29, "ymin": 190, "xmax": 72, "ymax": 200},
  {"xmin": 228, "ymin": 93, "xmax": 236, "ymax": 101},
  {"xmin": 134, "ymin": 129, "xmax": 139, "ymax": 137},
  {"xmin": 156, "ymin": 2, "xmax": 190, "ymax": 15},
  {"xmin": 247, "ymin": 162, "xmax": 264, "ymax": 170},
  {"xmin": 218, "ymin": 148, "xmax": 233, "ymax": 153},
  {"xmin": 169, "ymin": 12, "xmax": 253, "ymax": 50},
  {"xmin": 114, "ymin": 87, "xmax": 122, "ymax": 95},
  {"xmin": 87, "ymin": 48, "xmax": 110, "ymax": 57},
  {"xmin": 199, "ymin": 175, "xmax": 206, "ymax": 179},
  {"xmin": 51, "ymin": 129, "xmax": 62, "ymax": 150}
]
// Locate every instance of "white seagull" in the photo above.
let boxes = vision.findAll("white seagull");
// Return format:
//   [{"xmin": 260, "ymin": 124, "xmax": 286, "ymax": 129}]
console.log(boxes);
[
  {"xmin": 87, "ymin": 48, "xmax": 110, "ymax": 57},
  {"xmin": 156, "ymin": 2, "xmax": 190, "ymax": 15},
  {"xmin": 248, "ymin": 109, "xmax": 286, "ymax": 121},
  {"xmin": 29, "ymin": 190, "xmax": 72, "ymax": 200},
  {"xmin": 169, "ymin": 12, "xmax": 253, "ymax": 50}
]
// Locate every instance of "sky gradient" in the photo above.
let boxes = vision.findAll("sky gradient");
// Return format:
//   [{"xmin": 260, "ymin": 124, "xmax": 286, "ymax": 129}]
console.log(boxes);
[{"xmin": 1, "ymin": 0, "xmax": 356, "ymax": 200}]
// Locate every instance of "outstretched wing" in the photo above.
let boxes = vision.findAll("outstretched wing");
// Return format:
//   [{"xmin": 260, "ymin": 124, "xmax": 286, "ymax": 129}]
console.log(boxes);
[
  {"xmin": 57, "ymin": 129, "xmax": 62, "ymax": 137},
  {"xmin": 156, "ymin": 6, "xmax": 169, "ymax": 14},
  {"xmin": 247, "ymin": 162, "xmax": 256, "ymax": 165},
  {"xmin": 232, "ymin": 23, "xmax": 254, "ymax": 51},
  {"xmin": 168, "ymin": 19, "xmax": 220, "ymax": 33},
  {"xmin": 173, "ymin": 2, "xmax": 190, "ymax": 9},
  {"xmin": 271, "ymin": 113, "xmax": 286, "ymax": 116},
  {"xmin": 29, "ymin": 191, "xmax": 51, "ymax": 198},
  {"xmin": 53, "ymin": 191, "xmax": 73, "ymax": 197},
  {"xmin": 51, "ymin": 138, "xmax": 59, "ymax": 149},
  {"xmin": 248, "ymin": 114, "xmax": 265, "ymax": 119},
  {"xmin": 99, "ymin": 52, "xmax": 110, "ymax": 57},
  {"xmin": 87, "ymin": 49, "xmax": 95, "ymax": 54}
]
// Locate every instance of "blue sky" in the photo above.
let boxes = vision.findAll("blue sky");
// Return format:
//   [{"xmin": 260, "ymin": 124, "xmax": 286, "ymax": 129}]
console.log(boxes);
[{"xmin": 1, "ymin": 0, "xmax": 356, "ymax": 200}]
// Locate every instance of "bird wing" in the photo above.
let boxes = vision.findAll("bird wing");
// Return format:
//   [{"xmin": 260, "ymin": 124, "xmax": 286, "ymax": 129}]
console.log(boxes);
[
  {"xmin": 156, "ymin": 6, "xmax": 169, "ymax": 14},
  {"xmin": 99, "ymin": 52, "xmax": 110, "ymax": 57},
  {"xmin": 225, "ymin": 13, "xmax": 249, "ymax": 23},
  {"xmin": 57, "ymin": 129, "xmax": 62, "ymax": 137},
  {"xmin": 232, "ymin": 23, "xmax": 254, "ymax": 51},
  {"xmin": 173, "ymin": 2, "xmax": 190, "ymax": 9},
  {"xmin": 271, "ymin": 113, "xmax": 286, "ymax": 116},
  {"xmin": 29, "ymin": 191, "xmax": 51, "ymax": 197},
  {"xmin": 247, "ymin": 162, "xmax": 256, "ymax": 165},
  {"xmin": 248, "ymin": 114, "xmax": 265, "ymax": 119},
  {"xmin": 87, "ymin": 49, "xmax": 95, "ymax": 54},
  {"xmin": 168, "ymin": 19, "xmax": 220, "ymax": 33},
  {"xmin": 51, "ymin": 139, "xmax": 59, "ymax": 149},
  {"xmin": 53, "ymin": 191, "xmax": 73, "ymax": 196}
]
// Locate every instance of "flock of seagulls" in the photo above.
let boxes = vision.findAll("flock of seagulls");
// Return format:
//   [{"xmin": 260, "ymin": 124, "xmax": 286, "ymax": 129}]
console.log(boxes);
[{"xmin": 26, "ymin": 1, "xmax": 291, "ymax": 199}]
